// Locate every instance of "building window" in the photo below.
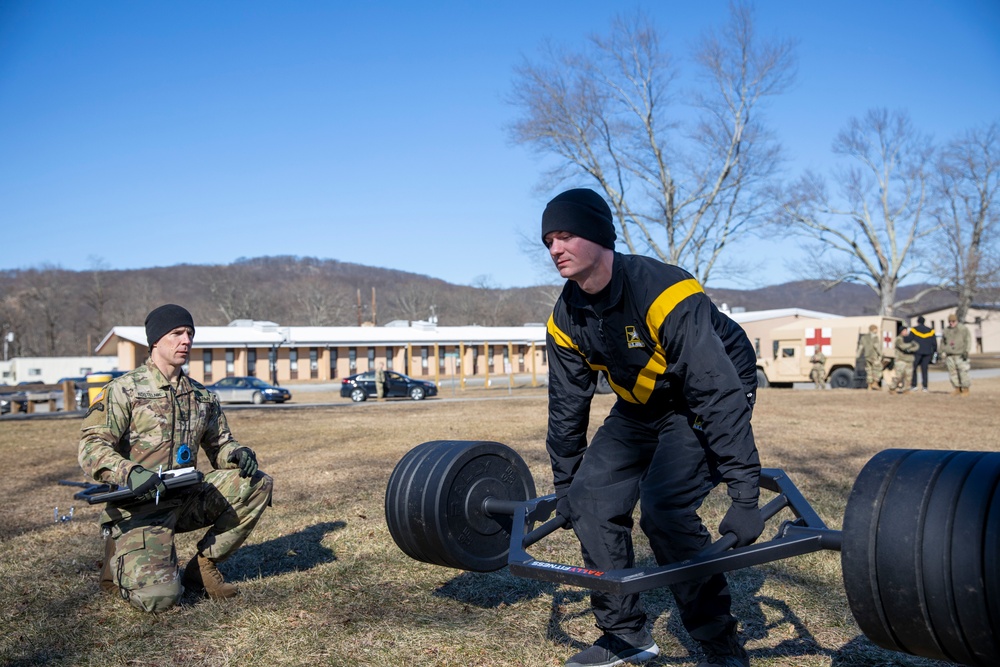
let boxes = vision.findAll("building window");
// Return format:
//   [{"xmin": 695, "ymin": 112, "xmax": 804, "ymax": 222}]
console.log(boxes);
[
  {"xmin": 439, "ymin": 349, "xmax": 446, "ymax": 372},
  {"xmin": 487, "ymin": 345, "xmax": 494, "ymax": 368},
  {"xmin": 386, "ymin": 346, "xmax": 394, "ymax": 371},
  {"xmin": 28, "ymin": 368, "xmax": 42, "ymax": 376},
  {"xmin": 203, "ymin": 350, "xmax": 213, "ymax": 382},
  {"xmin": 421, "ymin": 346, "xmax": 429, "ymax": 374},
  {"xmin": 225, "ymin": 348, "xmax": 235, "ymax": 376},
  {"xmin": 310, "ymin": 348, "xmax": 318, "ymax": 379},
  {"xmin": 289, "ymin": 348, "xmax": 298, "ymax": 380},
  {"xmin": 349, "ymin": 347, "xmax": 357, "ymax": 372},
  {"xmin": 367, "ymin": 347, "xmax": 375, "ymax": 371},
  {"xmin": 247, "ymin": 349, "xmax": 257, "ymax": 376},
  {"xmin": 79, "ymin": 367, "xmax": 93, "ymax": 375},
  {"xmin": 329, "ymin": 347, "xmax": 338, "ymax": 379}
]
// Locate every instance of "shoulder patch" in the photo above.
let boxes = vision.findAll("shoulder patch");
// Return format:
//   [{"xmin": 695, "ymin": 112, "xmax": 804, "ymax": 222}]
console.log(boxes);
[{"xmin": 84, "ymin": 401, "xmax": 105, "ymax": 418}]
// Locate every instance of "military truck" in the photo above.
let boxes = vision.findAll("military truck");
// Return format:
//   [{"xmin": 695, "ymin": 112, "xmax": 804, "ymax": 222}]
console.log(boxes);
[{"xmin": 756, "ymin": 315, "xmax": 904, "ymax": 389}]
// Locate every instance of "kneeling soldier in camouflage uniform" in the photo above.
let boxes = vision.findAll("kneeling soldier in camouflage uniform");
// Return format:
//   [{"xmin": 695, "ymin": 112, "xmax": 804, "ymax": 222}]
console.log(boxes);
[{"xmin": 79, "ymin": 304, "xmax": 273, "ymax": 612}]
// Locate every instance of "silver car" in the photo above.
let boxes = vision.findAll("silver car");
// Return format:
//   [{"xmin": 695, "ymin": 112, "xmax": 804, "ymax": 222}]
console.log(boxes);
[{"xmin": 206, "ymin": 377, "xmax": 291, "ymax": 404}]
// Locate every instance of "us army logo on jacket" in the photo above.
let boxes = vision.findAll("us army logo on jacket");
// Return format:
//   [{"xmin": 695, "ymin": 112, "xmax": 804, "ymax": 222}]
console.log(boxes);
[{"xmin": 625, "ymin": 326, "xmax": 645, "ymax": 349}]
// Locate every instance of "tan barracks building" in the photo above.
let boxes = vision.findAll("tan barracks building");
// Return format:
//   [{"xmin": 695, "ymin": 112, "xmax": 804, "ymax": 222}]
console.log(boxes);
[{"xmin": 95, "ymin": 319, "xmax": 549, "ymax": 387}]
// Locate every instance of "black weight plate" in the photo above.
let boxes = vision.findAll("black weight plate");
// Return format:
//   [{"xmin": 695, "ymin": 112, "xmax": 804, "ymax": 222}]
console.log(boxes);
[
  {"xmin": 920, "ymin": 451, "xmax": 982, "ymax": 666},
  {"xmin": 842, "ymin": 449, "xmax": 910, "ymax": 653},
  {"xmin": 385, "ymin": 440, "xmax": 449, "ymax": 565},
  {"xmin": 874, "ymin": 450, "xmax": 956, "ymax": 660},
  {"xmin": 983, "ymin": 480, "xmax": 1000, "ymax": 662},
  {"xmin": 949, "ymin": 452, "xmax": 1000, "ymax": 665},
  {"xmin": 385, "ymin": 440, "xmax": 535, "ymax": 573},
  {"xmin": 420, "ymin": 441, "xmax": 535, "ymax": 572}
]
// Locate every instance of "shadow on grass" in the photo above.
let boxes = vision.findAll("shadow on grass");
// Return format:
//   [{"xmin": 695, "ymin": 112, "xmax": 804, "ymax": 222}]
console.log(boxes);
[
  {"xmin": 433, "ymin": 568, "xmax": 564, "ymax": 608},
  {"xmin": 221, "ymin": 521, "xmax": 346, "ymax": 581},
  {"xmin": 543, "ymin": 565, "xmax": 839, "ymax": 665}
]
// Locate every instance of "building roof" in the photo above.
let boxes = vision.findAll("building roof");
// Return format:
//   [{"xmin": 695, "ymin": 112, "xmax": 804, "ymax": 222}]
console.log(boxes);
[
  {"xmin": 96, "ymin": 320, "xmax": 548, "ymax": 354},
  {"xmin": 726, "ymin": 308, "xmax": 843, "ymax": 324}
]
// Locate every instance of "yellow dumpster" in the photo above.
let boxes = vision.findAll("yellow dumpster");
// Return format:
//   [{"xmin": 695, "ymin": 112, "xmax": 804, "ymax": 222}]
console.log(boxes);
[{"xmin": 86, "ymin": 373, "xmax": 113, "ymax": 406}]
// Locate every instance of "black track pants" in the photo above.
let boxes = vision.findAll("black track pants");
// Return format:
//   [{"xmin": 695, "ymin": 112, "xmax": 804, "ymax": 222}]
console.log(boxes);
[
  {"xmin": 912, "ymin": 354, "xmax": 932, "ymax": 389},
  {"xmin": 566, "ymin": 404, "xmax": 735, "ymax": 642}
]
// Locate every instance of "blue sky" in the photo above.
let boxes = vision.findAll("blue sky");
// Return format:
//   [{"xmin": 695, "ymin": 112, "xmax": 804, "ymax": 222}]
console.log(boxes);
[{"xmin": 2, "ymin": 1, "xmax": 998, "ymax": 289}]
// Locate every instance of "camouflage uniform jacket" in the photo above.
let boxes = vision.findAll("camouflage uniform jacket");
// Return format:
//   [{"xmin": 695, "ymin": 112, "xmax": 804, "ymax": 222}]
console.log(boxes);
[
  {"xmin": 856, "ymin": 332, "xmax": 881, "ymax": 362},
  {"xmin": 894, "ymin": 336, "xmax": 919, "ymax": 363},
  {"xmin": 940, "ymin": 324, "xmax": 971, "ymax": 358},
  {"xmin": 79, "ymin": 360, "xmax": 243, "ymax": 522},
  {"xmin": 810, "ymin": 352, "xmax": 827, "ymax": 371}
]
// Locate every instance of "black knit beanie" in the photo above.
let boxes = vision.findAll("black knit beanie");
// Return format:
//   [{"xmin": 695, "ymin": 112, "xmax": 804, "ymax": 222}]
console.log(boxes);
[
  {"xmin": 145, "ymin": 304, "xmax": 195, "ymax": 348},
  {"xmin": 541, "ymin": 188, "xmax": 617, "ymax": 249}
]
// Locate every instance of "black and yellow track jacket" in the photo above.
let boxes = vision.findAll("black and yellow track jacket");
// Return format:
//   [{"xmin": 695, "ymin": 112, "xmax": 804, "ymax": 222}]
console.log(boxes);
[{"xmin": 545, "ymin": 253, "xmax": 760, "ymax": 503}]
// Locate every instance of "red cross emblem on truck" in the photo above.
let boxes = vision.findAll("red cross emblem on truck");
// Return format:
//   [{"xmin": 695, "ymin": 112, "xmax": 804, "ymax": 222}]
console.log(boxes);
[{"xmin": 805, "ymin": 328, "xmax": 832, "ymax": 356}]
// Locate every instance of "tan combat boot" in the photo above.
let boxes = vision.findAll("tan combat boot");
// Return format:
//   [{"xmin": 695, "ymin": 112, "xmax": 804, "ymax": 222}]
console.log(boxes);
[
  {"xmin": 952, "ymin": 388, "xmax": 962, "ymax": 396},
  {"xmin": 183, "ymin": 553, "xmax": 239, "ymax": 599},
  {"xmin": 962, "ymin": 387, "xmax": 970, "ymax": 396},
  {"xmin": 99, "ymin": 535, "xmax": 117, "ymax": 595}
]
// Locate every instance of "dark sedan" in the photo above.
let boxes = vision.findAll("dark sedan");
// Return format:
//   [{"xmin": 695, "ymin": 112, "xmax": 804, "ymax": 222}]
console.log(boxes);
[
  {"xmin": 206, "ymin": 377, "xmax": 291, "ymax": 404},
  {"xmin": 340, "ymin": 371, "xmax": 437, "ymax": 402}
]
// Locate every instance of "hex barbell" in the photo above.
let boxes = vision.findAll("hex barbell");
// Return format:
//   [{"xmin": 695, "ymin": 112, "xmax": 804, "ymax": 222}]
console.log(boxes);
[{"xmin": 385, "ymin": 441, "xmax": 1000, "ymax": 666}]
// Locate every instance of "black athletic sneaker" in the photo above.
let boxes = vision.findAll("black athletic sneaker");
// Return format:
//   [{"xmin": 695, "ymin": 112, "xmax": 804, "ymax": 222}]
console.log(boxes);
[{"xmin": 565, "ymin": 629, "xmax": 659, "ymax": 667}]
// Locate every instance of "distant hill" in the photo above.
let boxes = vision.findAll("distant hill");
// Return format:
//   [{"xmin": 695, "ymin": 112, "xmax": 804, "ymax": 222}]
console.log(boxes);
[
  {"xmin": 706, "ymin": 280, "xmax": 958, "ymax": 317},
  {"xmin": 0, "ymin": 256, "xmax": 960, "ymax": 357}
]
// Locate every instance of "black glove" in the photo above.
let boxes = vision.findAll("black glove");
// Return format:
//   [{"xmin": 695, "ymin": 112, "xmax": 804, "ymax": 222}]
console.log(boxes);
[
  {"xmin": 127, "ymin": 466, "xmax": 167, "ymax": 503},
  {"xmin": 555, "ymin": 489, "xmax": 572, "ymax": 530},
  {"xmin": 227, "ymin": 447, "xmax": 258, "ymax": 478},
  {"xmin": 719, "ymin": 498, "xmax": 764, "ymax": 548}
]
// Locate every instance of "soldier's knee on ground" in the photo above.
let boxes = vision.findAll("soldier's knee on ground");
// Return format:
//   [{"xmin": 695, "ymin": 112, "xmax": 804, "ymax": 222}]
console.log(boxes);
[{"xmin": 126, "ymin": 578, "xmax": 183, "ymax": 613}]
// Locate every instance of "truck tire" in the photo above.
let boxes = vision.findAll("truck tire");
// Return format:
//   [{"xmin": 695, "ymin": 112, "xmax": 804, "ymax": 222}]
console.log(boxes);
[
  {"xmin": 756, "ymin": 369, "xmax": 769, "ymax": 388},
  {"xmin": 829, "ymin": 368, "xmax": 854, "ymax": 389}
]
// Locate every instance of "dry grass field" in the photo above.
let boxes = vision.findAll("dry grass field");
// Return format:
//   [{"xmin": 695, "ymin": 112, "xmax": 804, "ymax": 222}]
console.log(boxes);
[{"xmin": 2, "ymin": 376, "xmax": 998, "ymax": 667}]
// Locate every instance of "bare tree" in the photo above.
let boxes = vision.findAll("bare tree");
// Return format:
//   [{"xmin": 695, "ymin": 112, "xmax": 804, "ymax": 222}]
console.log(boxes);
[
  {"xmin": 385, "ymin": 282, "xmax": 440, "ymax": 323},
  {"xmin": 296, "ymin": 278, "xmax": 353, "ymax": 325},
  {"xmin": 507, "ymin": 3, "xmax": 795, "ymax": 284},
  {"xmin": 777, "ymin": 109, "xmax": 936, "ymax": 315},
  {"xmin": 209, "ymin": 272, "xmax": 260, "ymax": 323},
  {"xmin": 928, "ymin": 121, "xmax": 1000, "ymax": 322}
]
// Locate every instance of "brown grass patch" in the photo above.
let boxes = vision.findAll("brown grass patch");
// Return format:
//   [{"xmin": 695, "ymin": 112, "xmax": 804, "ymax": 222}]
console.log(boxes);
[{"xmin": 2, "ymin": 376, "xmax": 997, "ymax": 666}]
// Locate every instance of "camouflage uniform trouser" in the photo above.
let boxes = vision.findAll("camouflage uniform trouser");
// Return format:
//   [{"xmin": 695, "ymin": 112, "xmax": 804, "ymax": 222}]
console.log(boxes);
[
  {"xmin": 105, "ymin": 468, "xmax": 273, "ymax": 613},
  {"xmin": 945, "ymin": 355, "xmax": 971, "ymax": 389},
  {"xmin": 892, "ymin": 359, "xmax": 913, "ymax": 392},
  {"xmin": 810, "ymin": 368, "xmax": 825, "ymax": 388},
  {"xmin": 865, "ymin": 358, "xmax": 882, "ymax": 386}
]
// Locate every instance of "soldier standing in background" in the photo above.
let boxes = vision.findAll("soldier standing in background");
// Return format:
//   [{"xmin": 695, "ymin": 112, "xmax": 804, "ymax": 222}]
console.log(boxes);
[
  {"xmin": 809, "ymin": 350, "xmax": 827, "ymax": 389},
  {"xmin": 79, "ymin": 304, "xmax": 273, "ymax": 613},
  {"xmin": 856, "ymin": 324, "xmax": 882, "ymax": 391},
  {"xmin": 890, "ymin": 327, "xmax": 919, "ymax": 395},
  {"xmin": 909, "ymin": 316, "xmax": 937, "ymax": 392},
  {"xmin": 940, "ymin": 313, "xmax": 972, "ymax": 396},
  {"xmin": 375, "ymin": 363, "xmax": 387, "ymax": 400}
]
